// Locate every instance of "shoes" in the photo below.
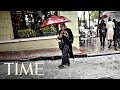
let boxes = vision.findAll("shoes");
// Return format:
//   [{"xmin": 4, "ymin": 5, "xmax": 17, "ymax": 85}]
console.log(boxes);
[
  {"xmin": 103, "ymin": 44, "xmax": 105, "ymax": 48},
  {"xmin": 58, "ymin": 63, "xmax": 70, "ymax": 68},
  {"xmin": 114, "ymin": 48, "xmax": 117, "ymax": 51},
  {"xmin": 103, "ymin": 46, "xmax": 104, "ymax": 49},
  {"xmin": 70, "ymin": 55, "xmax": 74, "ymax": 59},
  {"xmin": 66, "ymin": 63, "xmax": 70, "ymax": 66},
  {"xmin": 108, "ymin": 45, "xmax": 111, "ymax": 48},
  {"xmin": 58, "ymin": 64, "xmax": 64, "ymax": 68}
]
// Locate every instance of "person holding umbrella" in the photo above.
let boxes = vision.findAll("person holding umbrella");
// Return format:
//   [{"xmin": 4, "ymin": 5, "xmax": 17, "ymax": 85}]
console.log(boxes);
[
  {"xmin": 98, "ymin": 19, "xmax": 107, "ymax": 48},
  {"xmin": 57, "ymin": 23, "xmax": 74, "ymax": 68},
  {"xmin": 41, "ymin": 15, "xmax": 73, "ymax": 68}
]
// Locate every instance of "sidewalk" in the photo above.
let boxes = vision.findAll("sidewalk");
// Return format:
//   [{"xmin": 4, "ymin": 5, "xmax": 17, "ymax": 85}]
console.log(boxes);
[
  {"xmin": 79, "ymin": 37, "xmax": 120, "ymax": 56},
  {"xmin": 0, "ymin": 46, "xmax": 86, "ymax": 61},
  {"xmin": 1, "ymin": 37, "xmax": 120, "ymax": 61}
]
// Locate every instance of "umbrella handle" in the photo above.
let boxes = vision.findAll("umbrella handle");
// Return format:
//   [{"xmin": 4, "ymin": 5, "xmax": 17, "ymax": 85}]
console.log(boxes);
[{"xmin": 56, "ymin": 38, "xmax": 59, "ymax": 41}]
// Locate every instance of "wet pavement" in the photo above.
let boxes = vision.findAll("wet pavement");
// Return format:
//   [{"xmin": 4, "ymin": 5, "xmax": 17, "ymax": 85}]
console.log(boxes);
[
  {"xmin": 0, "ymin": 37, "xmax": 120, "ymax": 61},
  {"xmin": 0, "ymin": 47, "xmax": 82, "ymax": 61},
  {"xmin": 79, "ymin": 37, "xmax": 120, "ymax": 54},
  {"xmin": 0, "ymin": 54, "xmax": 120, "ymax": 79}
]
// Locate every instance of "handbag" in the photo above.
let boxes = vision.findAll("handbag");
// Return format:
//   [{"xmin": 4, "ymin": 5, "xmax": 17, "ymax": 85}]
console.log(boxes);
[
  {"xmin": 58, "ymin": 42, "xmax": 63, "ymax": 50},
  {"xmin": 101, "ymin": 28, "xmax": 106, "ymax": 33}
]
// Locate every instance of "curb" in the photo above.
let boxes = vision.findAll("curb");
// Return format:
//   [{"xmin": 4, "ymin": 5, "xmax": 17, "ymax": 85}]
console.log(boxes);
[
  {"xmin": 0, "ymin": 54, "xmax": 87, "ymax": 62},
  {"xmin": 1, "ymin": 51, "xmax": 120, "ymax": 62},
  {"xmin": 87, "ymin": 51, "xmax": 120, "ymax": 57},
  {"xmin": 29, "ymin": 54, "xmax": 88, "ymax": 61}
]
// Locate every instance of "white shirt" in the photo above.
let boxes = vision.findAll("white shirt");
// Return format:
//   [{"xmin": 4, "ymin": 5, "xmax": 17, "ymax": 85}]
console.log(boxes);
[{"xmin": 106, "ymin": 21, "xmax": 115, "ymax": 29}]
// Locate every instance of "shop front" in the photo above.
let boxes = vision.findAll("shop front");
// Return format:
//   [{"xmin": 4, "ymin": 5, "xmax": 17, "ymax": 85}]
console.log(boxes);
[{"xmin": 0, "ymin": 11, "xmax": 79, "ymax": 52}]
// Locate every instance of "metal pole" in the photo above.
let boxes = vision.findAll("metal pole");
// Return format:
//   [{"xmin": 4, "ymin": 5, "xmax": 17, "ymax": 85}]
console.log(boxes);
[
  {"xmin": 89, "ymin": 11, "xmax": 90, "ymax": 29},
  {"xmin": 88, "ymin": 11, "xmax": 92, "ymax": 43},
  {"xmin": 97, "ymin": 11, "xmax": 101, "ymax": 36},
  {"xmin": 84, "ymin": 11, "xmax": 85, "ymax": 21}
]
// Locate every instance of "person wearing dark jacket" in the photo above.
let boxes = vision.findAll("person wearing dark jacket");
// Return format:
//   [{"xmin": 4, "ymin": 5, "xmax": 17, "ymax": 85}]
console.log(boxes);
[
  {"xmin": 98, "ymin": 19, "xmax": 107, "ymax": 48},
  {"xmin": 113, "ymin": 19, "xmax": 118, "ymax": 51},
  {"xmin": 57, "ymin": 23, "xmax": 74, "ymax": 68}
]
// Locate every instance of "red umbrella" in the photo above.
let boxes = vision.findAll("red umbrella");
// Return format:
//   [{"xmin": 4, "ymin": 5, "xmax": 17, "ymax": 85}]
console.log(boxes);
[
  {"xmin": 41, "ymin": 15, "xmax": 71, "ymax": 27},
  {"xmin": 100, "ymin": 14, "xmax": 108, "ymax": 19}
]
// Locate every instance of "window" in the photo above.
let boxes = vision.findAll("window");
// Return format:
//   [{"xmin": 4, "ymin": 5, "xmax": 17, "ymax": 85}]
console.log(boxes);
[{"xmin": 10, "ymin": 11, "xmax": 58, "ymax": 39}]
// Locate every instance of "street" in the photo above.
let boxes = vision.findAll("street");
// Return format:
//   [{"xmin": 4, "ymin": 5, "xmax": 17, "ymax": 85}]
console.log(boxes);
[
  {"xmin": 0, "ymin": 54, "xmax": 120, "ymax": 79},
  {"xmin": 1, "ymin": 11, "xmax": 120, "ymax": 79}
]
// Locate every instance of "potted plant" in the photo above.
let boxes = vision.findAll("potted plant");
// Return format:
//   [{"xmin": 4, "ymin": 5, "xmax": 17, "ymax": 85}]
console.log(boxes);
[
  {"xmin": 17, "ymin": 29, "xmax": 38, "ymax": 38},
  {"xmin": 41, "ymin": 26, "xmax": 57, "ymax": 36}
]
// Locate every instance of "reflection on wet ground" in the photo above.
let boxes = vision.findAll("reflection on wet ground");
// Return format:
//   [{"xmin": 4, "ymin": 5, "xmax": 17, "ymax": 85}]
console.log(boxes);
[{"xmin": 79, "ymin": 37, "xmax": 120, "ymax": 54}]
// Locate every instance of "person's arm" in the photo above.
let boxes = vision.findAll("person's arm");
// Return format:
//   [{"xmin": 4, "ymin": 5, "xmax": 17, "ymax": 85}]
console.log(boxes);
[
  {"xmin": 98, "ymin": 23, "xmax": 102, "ymax": 29},
  {"xmin": 113, "ymin": 22, "xmax": 115, "ymax": 29},
  {"xmin": 106, "ymin": 23, "xmax": 108, "ymax": 29},
  {"xmin": 57, "ymin": 30, "xmax": 62, "ymax": 40},
  {"xmin": 105, "ymin": 28, "xmax": 107, "ymax": 33},
  {"xmin": 68, "ymin": 29, "xmax": 74, "ymax": 44}
]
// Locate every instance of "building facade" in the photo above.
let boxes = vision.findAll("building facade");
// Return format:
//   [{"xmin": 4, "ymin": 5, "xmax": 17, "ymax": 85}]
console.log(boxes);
[
  {"xmin": 102, "ymin": 11, "xmax": 120, "ymax": 23},
  {"xmin": 0, "ymin": 11, "xmax": 80, "ymax": 52}
]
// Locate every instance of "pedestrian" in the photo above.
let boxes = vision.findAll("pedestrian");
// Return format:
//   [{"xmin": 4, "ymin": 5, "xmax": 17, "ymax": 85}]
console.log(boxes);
[
  {"xmin": 106, "ymin": 17, "xmax": 115, "ymax": 48},
  {"xmin": 116, "ymin": 22, "xmax": 120, "ymax": 47},
  {"xmin": 113, "ymin": 19, "xmax": 119, "ymax": 50},
  {"xmin": 98, "ymin": 19, "xmax": 107, "ymax": 48},
  {"xmin": 57, "ymin": 23, "xmax": 74, "ymax": 68}
]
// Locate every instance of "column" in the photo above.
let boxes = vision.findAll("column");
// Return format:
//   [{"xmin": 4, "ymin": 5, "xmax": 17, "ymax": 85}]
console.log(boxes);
[
  {"xmin": 0, "ymin": 11, "xmax": 14, "ymax": 41},
  {"xmin": 59, "ymin": 11, "xmax": 80, "ymax": 49}
]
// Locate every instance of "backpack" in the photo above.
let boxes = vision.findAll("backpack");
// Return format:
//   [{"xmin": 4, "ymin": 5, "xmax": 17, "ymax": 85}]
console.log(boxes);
[{"xmin": 101, "ymin": 27, "xmax": 106, "ymax": 34}]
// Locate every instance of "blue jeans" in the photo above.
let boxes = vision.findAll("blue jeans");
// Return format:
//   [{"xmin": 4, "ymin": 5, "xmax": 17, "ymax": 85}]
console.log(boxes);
[{"xmin": 61, "ymin": 44, "xmax": 70, "ymax": 65}]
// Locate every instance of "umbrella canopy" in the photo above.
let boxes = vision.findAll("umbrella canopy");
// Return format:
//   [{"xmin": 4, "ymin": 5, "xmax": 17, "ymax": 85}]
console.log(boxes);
[
  {"xmin": 41, "ymin": 15, "xmax": 71, "ymax": 27},
  {"xmin": 100, "ymin": 14, "xmax": 108, "ymax": 19}
]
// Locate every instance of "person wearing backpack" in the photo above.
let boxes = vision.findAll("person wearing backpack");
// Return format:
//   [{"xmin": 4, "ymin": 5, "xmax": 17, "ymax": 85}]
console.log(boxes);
[{"xmin": 99, "ymin": 19, "xmax": 107, "ymax": 48}]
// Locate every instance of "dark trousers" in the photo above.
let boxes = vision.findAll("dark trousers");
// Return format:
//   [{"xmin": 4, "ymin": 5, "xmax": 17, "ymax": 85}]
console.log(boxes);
[
  {"xmin": 113, "ymin": 35, "xmax": 117, "ymax": 48},
  {"xmin": 61, "ymin": 44, "xmax": 70, "ymax": 65},
  {"xmin": 69, "ymin": 44, "xmax": 74, "ymax": 58},
  {"xmin": 100, "ymin": 33, "xmax": 106, "ymax": 47},
  {"xmin": 108, "ymin": 40, "xmax": 112, "ymax": 48}
]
